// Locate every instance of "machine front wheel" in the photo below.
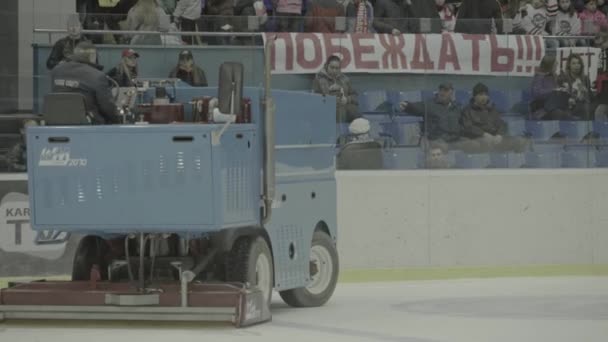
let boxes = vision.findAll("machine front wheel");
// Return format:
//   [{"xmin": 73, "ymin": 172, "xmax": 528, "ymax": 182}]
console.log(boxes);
[
  {"xmin": 226, "ymin": 236, "xmax": 274, "ymax": 306},
  {"xmin": 279, "ymin": 231, "xmax": 339, "ymax": 307}
]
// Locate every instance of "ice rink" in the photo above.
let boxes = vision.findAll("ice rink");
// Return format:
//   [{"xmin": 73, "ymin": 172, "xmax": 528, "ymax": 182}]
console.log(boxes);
[{"xmin": 1, "ymin": 276, "xmax": 607, "ymax": 342}]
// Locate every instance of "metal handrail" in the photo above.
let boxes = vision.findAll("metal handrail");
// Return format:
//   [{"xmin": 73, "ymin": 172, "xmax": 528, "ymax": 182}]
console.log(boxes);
[{"xmin": 34, "ymin": 28, "xmax": 597, "ymax": 40}]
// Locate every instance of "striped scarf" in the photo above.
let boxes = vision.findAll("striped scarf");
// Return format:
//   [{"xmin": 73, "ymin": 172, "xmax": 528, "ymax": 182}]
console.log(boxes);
[{"xmin": 354, "ymin": 1, "xmax": 368, "ymax": 33}]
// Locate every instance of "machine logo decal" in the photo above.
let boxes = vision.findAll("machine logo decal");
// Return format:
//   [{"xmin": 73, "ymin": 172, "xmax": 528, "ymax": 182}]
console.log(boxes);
[{"xmin": 39, "ymin": 147, "xmax": 87, "ymax": 167}]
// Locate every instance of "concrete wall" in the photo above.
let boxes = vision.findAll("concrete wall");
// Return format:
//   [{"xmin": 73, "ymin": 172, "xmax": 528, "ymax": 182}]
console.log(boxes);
[
  {"xmin": 337, "ymin": 169, "xmax": 608, "ymax": 270},
  {"xmin": 0, "ymin": 1, "xmax": 19, "ymax": 114},
  {"xmin": 2, "ymin": 169, "xmax": 608, "ymax": 277},
  {"xmin": 18, "ymin": 0, "xmax": 75, "ymax": 111}
]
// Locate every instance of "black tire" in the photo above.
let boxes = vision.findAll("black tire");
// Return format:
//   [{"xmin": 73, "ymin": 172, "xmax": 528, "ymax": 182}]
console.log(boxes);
[
  {"xmin": 72, "ymin": 236, "xmax": 109, "ymax": 281},
  {"xmin": 279, "ymin": 231, "xmax": 339, "ymax": 307},
  {"xmin": 226, "ymin": 236, "xmax": 274, "ymax": 305}
]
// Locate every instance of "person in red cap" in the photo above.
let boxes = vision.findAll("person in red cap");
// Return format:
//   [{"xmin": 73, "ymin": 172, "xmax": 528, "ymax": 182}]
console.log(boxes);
[{"xmin": 107, "ymin": 48, "xmax": 140, "ymax": 87}]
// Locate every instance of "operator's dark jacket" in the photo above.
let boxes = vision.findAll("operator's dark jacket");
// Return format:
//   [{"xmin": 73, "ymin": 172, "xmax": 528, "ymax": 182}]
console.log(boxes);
[
  {"xmin": 402, "ymin": 97, "xmax": 463, "ymax": 142},
  {"xmin": 460, "ymin": 101, "xmax": 507, "ymax": 139},
  {"xmin": 50, "ymin": 55, "xmax": 120, "ymax": 125}
]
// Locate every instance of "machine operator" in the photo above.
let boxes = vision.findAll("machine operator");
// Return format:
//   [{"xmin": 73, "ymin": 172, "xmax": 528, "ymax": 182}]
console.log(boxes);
[{"xmin": 50, "ymin": 41, "xmax": 120, "ymax": 125}]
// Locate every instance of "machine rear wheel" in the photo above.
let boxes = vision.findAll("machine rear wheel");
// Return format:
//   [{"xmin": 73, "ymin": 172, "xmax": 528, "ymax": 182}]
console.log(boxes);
[
  {"xmin": 226, "ymin": 236, "xmax": 274, "ymax": 305},
  {"xmin": 72, "ymin": 236, "xmax": 109, "ymax": 280},
  {"xmin": 279, "ymin": 231, "xmax": 339, "ymax": 307}
]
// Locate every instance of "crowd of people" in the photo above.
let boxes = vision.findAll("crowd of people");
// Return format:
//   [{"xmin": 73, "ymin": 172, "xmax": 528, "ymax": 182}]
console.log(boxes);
[{"xmin": 74, "ymin": 0, "xmax": 607, "ymax": 45}]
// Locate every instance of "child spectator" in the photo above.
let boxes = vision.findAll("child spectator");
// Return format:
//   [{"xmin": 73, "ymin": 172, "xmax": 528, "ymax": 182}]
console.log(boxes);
[
  {"xmin": 579, "ymin": 0, "xmax": 608, "ymax": 34},
  {"xmin": 550, "ymin": 0, "xmax": 581, "ymax": 46}
]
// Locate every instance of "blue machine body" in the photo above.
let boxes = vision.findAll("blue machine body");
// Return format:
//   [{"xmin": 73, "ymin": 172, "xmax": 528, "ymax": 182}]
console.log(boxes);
[{"xmin": 26, "ymin": 87, "xmax": 337, "ymax": 291}]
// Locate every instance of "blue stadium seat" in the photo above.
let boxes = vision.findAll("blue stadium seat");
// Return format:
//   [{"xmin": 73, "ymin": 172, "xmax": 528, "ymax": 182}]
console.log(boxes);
[
  {"xmin": 454, "ymin": 153, "xmax": 491, "ymax": 168},
  {"xmin": 525, "ymin": 120, "xmax": 561, "ymax": 140},
  {"xmin": 383, "ymin": 147, "xmax": 423, "ymax": 169},
  {"xmin": 593, "ymin": 121, "xmax": 608, "ymax": 138},
  {"xmin": 532, "ymin": 141, "xmax": 565, "ymax": 152},
  {"xmin": 454, "ymin": 89, "xmax": 470, "ymax": 105},
  {"xmin": 559, "ymin": 121, "xmax": 593, "ymax": 141},
  {"xmin": 524, "ymin": 151, "xmax": 562, "ymax": 168},
  {"xmin": 521, "ymin": 89, "xmax": 532, "ymax": 104},
  {"xmin": 489, "ymin": 152, "xmax": 525, "ymax": 168},
  {"xmin": 421, "ymin": 90, "xmax": 435, "ymax": 101},
  {"xmin": 489, "ymin": 89, "xmax": 509, "ymax": 113},
  {"xmin": 503, "ymin": 116, "xmax": 526, "ymax": 136},
  {"xmin": 359, "ymin": 90, "xmax": 392, "ymax": 113},
  {"xmin": 595, "ymin": 150, "xmax": 608, "ymax": 167},
  {"xmin": 561, "ymin": 150, "xmax": 596, "ymax": 168}
]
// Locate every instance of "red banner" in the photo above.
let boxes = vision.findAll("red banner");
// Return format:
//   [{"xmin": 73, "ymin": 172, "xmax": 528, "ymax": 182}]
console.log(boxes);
[{"xmin": 263, "ymin": 33, "xmax": 546, "ymax": 76}]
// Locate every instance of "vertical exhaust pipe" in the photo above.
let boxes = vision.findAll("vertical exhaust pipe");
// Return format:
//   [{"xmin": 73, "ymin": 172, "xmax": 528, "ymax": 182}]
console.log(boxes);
[{"xmin": 263, "ymin": 35, "xmax": 277, "ymax": 224}]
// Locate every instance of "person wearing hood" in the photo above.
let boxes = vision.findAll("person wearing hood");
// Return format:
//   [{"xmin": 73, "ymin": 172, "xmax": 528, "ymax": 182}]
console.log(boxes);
[
  {"xmin": 107, "ymin": 48, "xmax": 139, "ymax": 87},
  {"xmin": 50, "ymin": 42, "xmax": 120, "ymax": 125},
  {"xmin": 168, "ymin": 50, "xmax": 208, "ymax": 87},
  {"xmin": 461, "ymin": 83, "xmax": 529, "ymax": 152},
  {"xmin": 46, "ymin": 17, "xmax": 90, "ymax": 70},
  {"xmin": 312, "ymin": 55, "xmax": 360, "ymax": 123}
]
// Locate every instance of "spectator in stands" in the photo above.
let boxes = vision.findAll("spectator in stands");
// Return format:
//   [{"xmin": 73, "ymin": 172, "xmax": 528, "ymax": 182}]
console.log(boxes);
[
  {"xmin": 579, "ymin": 0, "xmax": 608, "ymax": 34},
  {"xmin": 373, "ymin": 0, "xmax": 411, "ymax": 34},
  {"xmin": 461, "ymin": 83, "xmax": 529, "ymax": 152},
  {"xmin": 557, "ymin": 53, "xmax": 592, "ymax": 119},
  {"xmin": 6, "ymin": 120, "xmax": 38, "ymax": 173},
  {"xmin": 399, "ymin": 83, "xmax": 479, "ymax": 152},
  {"xmin": 312, "ymin": 55, "xmax": 360, "ymax": 122},
  {"xmin": 173, "ymin": 0, "xmax": 202, "ymax": 45},
  {"xmin": 454, "ymin": 0, "xmax": 503, "ymax": 34},
  {"xmin": 168, "ymin": 50, "xmax": 208, "ymax": 86},
  {"xmin": 46, "ymin": 17, "xmax": 89, "ymax": 70},
  {"xmin": 513, "ymin": 0, "xmax": 551, "ymax": 35},
  {"xmin": 126, "ymin": 0, "xmax": 169, "ymax": 45},
  {"xmin": 274, "ymin": 0, "xmax": 305, "ymax": 32},
  {"xmin": 234, "ymin": 0, "xmax": 268, "ymax": 43},
  {"xmin": 550, "ymin": 0, "xmax": 581, "ymax": 46},
  {"xmin": 529, "ymin": 55, "xmax": 576, "ymax": 119},
  {"xmin": 107, "ymin": 48, "xmax": 139, "ymax": 87},
  {"xmin": 305, "ymin": 0, "xmax": 345, "ymax": 33},
  {"xmin": 346, "ymin": 118, "xmax": 374, "ymax": 143},
  {"xmin": 346, "ymin": 0, "xmax": 375, "ymax": 33},
  {"xmin": 425, "ymin": 143, "xmax": 450, "ymax": 169},
  {"xmin": 436, "ymin": 0, "xmax": 456, "ymax": 32}
]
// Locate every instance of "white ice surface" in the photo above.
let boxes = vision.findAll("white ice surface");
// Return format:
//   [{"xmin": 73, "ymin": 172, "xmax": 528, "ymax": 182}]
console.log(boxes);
[{"xmin": 1, "ymin": 276, "xmax": 607, "ymax": 342}]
